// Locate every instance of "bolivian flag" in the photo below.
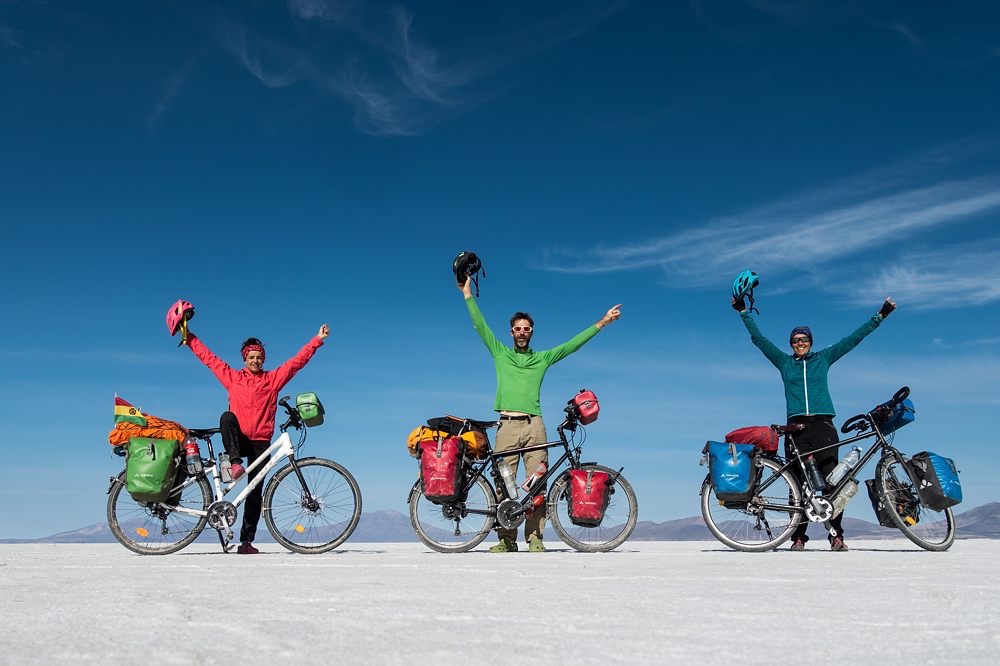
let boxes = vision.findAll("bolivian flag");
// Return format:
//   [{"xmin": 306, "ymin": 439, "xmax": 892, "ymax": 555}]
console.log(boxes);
[{"xmin": 114, "ymin": 395, "xmax": 147, "ymax": 426}]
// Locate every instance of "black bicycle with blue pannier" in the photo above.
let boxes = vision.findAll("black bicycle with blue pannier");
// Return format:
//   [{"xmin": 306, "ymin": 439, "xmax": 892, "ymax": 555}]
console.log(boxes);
[{"xmin": 699, "ymin": 387, "xmax": 962, "ymax": 552}]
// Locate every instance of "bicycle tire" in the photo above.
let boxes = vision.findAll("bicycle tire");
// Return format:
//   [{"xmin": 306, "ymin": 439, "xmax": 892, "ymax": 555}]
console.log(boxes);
[
  {"xmin": 700, "ymin": 456, "xmax": 802, "ymax": 552},
  {"xmin": 875, "ymin": 454, "xmax": 955, "ymax": 551},
  {"xmin": 107, "ymin": 469, "xmax": 211, "ymax": 555},
  {"xmin": 262, "ymin": 457, "xmax": 362, "ymax": 554},
  {"xmin": 547, "ymin": 464, "xmax": 638, "ymax": 553},
  {"xmin": 408, "ymin": 475, "xmax": 497, "ymax": 553}
]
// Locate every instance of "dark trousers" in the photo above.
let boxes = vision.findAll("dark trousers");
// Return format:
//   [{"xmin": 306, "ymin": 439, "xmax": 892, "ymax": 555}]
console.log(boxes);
[
  {"xmin": 786, "ymin": 415, "xmax": 844, "ymax": 542},
  {"xmin": 220, "ymin": 411, "xmax": 271, "ymax": 543}
]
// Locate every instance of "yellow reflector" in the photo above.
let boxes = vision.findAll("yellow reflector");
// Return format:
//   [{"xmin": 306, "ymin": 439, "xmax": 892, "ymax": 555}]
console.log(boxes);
[
  {"xmin": 136, "ymin": 527, "xmax": 149, "ymax": 537},
  {"xmin": 904, "ymin": 516, "xmax": 916, "ymax": 526},
  {"xmin": 295, "ymin": 525, "xmax": 305, "ymax": 533}
]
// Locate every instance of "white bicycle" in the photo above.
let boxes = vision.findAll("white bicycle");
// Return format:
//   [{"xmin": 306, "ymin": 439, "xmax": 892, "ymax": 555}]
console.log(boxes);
[{"xmin": 107, "ymin": 396, "xmax": 362, "ymax": 555}]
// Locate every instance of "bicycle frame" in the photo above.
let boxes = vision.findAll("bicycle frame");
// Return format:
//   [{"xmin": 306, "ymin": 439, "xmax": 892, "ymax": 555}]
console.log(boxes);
[
  {"xmin": 457, "ymin": 419, "xmax": 590, "ymax": 523},
  {"xmin": 754, "ymin": 418, "xmax": 902, "ymax": 516}
]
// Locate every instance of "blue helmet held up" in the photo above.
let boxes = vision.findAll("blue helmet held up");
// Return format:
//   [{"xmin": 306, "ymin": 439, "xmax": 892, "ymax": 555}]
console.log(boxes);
[{"xmin": 732, "ymin": 270, "xmax": 760, "ymax": 314}]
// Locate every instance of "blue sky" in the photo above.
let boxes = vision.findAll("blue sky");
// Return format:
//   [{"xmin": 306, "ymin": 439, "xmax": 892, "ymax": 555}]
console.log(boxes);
[{"xmin": 2, "ymin": 0, "xmax": 999, "ymax": 538}]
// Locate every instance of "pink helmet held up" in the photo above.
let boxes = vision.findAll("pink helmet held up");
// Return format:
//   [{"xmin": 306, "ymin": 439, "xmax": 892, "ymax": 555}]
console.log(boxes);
[{"xmin": 166, "ymin": 299, "xmax": 195, "ymax": 336}]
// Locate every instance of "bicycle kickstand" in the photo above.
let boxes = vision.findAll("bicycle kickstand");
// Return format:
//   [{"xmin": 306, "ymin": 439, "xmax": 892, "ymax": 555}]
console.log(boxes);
[{"xmin": 216, "ymin": 527, "xmax": 236, "ymax": 553}]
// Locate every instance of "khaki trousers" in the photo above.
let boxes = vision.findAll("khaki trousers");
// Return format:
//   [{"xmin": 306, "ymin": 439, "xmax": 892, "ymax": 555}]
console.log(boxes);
[{"xmin": 494, "ymin": 415, "xmax": 548, "ymax": 541}]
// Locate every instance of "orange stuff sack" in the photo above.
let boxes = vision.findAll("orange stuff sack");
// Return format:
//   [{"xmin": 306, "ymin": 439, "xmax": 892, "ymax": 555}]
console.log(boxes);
[
  {"xmin": 407, "ymin": 421, "xmax": 489, "ymax": 460},
  {"xmin": 109, "ymin": 413, "xmax": 188, "ymax": 447}
]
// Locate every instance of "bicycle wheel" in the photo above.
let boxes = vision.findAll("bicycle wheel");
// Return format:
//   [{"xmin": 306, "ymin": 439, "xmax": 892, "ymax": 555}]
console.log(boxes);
[
  {"xmin": 107, "ymin": 470, "xmax": 211, "ymax": 555},
  {"xmin": 700, "ymin": 456, "xmax": 802, "ymax": 552},
  {"xmin": 262, "ymin": 457, "xmax": 362, "ymax": 554},
  {"xmin": 875, "ymin": 454, "xmax": 955, "ymax": 551},
  {"xmin": 547, "ymin": 464, "xmax": 639, "ymax": 553},
  {"xmin": 408, "ymin": 474, "xmax": 497, "ymax": 553}
]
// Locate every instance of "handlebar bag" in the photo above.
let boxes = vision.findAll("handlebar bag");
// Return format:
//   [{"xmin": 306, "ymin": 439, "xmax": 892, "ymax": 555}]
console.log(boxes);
[
  {"xmin": 880, "ymin": 399, "xmax": 915, "ymax": 435},
  {"xmin": 706, "ymin": 441, "xmax": 757, "ymax": 502},
  {"xmin": 295, "ymin": 392, "xmax": 325, "ymax": 427},
  {"xmin": 571, "ymin": 390, "xmax": 600, "ymax": 425},
  {"xmin": 419, "ymin": 437, "xmax": 465, "ymax": 503},
  {"xmin": 907, "ymin": 451, "xmax": 962, "ymax": 511},
  {"xmin": 724, "ymin": 426, "xmax": 778, "ymax": 453},
  {"xmin": 126, "ymin": 437, "xmax": 181, "ymax": 503},
  {"xmin": 567, "ymin": 469, "xmax": 613, "ymax": 527},
  {"xmin": 865, "ymin": 478, "xmax": 919, "ymax": 528}
]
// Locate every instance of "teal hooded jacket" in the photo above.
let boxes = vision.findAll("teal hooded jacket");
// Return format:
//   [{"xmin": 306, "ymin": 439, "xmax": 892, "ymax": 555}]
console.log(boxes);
[{"xmin": 740, "ymin": 311, "xmax": 883, "ymax": 419}]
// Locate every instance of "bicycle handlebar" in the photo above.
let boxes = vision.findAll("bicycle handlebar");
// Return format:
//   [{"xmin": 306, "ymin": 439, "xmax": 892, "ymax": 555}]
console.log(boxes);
[{"xmin": 840, "ymin": 386, "xmax": 910, "ymax": 434}]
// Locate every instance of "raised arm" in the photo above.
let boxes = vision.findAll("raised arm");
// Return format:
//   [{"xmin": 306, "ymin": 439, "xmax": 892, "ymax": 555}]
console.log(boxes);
[
  {"xmin": 271, "ymin": 327, "xmax": 327, "ymax": 388},
  {"xmin": 462, "ymin": 277, "xmax": 505, "ymax": 356},
  {"xmin": 738, "ymin": 311, "xmax": 786, "ymax": 369},
  {"xmin": 186, "ymin": 333, "xmax": 238, "ymax": 386},
  {"xmin": 825, "ymin": 298, "xmax": 894, "ymax": 364}
]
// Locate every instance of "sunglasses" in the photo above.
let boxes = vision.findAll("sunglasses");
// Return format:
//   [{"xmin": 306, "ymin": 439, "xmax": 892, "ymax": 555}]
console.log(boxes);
[
  {"xmin": 790, "ymin": 337, "xmax": 811, "ymax": 345},
  {"xmin": 512, "ymin": 326, "xmax": 533, "ymax": 333}
]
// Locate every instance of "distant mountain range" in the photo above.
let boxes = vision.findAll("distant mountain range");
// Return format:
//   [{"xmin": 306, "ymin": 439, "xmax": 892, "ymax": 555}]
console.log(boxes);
[{"xmin": 3, "ymin": 503, "xmax": 999, "ymax": 545}]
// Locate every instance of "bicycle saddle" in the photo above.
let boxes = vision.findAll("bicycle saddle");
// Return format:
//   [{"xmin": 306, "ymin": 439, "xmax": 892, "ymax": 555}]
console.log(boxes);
[
  {"xmin": 466, "ymin": 418, "xmax": 499, "ymax": 430},
  {"xmin": 771, "ymin": 423, "xmax": 805, "ymax": 435},
  {"xmin": 188, "ymin": 427, "xmax": 222, "ymax": 438}
]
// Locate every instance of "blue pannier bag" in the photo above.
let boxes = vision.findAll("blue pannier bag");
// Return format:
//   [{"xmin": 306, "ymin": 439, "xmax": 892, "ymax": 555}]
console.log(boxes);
[
  {"xmin": 880, "ymin": 399, "xmax": 915, "ymax": 435},
  {"xmin": 907, "ymin": 451, "xmax": 962, "ymax": 511},
  {"xmin": 706, "ymin": 441, "xmax": 757, "ymax": 502}
]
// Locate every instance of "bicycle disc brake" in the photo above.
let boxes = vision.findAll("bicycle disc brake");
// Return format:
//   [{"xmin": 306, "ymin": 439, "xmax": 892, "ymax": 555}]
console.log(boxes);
[
  {"xmin": 207, "ymin": 500, "xmax": 238, "ymax": 529},
  {"xmin": 804, "ymin": 496, "xmax": 834, "ymax": 522},
  {"xmin": 495, "ymin": 498, "xmax": 525, "ymax": 530}
]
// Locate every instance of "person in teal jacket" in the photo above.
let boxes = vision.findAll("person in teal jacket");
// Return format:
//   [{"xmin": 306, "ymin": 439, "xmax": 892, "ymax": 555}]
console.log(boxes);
[
  {"xmin": 461, "ymin": 277, "xmax": 621, "ymax": 552},
  {"xmin": 734, "ymin": 294, "xmax": 896, "ymax": 551}
]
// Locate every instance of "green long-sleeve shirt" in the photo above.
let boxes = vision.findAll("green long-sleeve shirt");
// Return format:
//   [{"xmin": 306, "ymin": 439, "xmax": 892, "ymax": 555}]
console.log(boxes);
[
  {"xmin": 740, "ymin": 311, "xmax": 883, "ymax": 419},
  {"xmin": 466, "ymin": 297, "xmax": 600, "ymax": 415}
]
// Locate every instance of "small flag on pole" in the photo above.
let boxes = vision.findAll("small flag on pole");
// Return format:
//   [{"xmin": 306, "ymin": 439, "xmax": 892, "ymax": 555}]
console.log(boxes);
[{"xmin": 114, "ymin": 395, "xmax": 147, "ymax": 426}]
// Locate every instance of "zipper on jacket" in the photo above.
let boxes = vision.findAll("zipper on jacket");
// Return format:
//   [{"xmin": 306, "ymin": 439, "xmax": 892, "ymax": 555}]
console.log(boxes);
[{"xmin": 802, "ymin": 358, "xmax": 810, "ymax": 415}]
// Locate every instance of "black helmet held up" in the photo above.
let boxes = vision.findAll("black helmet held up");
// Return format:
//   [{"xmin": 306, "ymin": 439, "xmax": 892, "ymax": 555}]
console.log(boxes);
[{"xmin": 453, "ymin": 251, "xmax": 486, "ymax": 296}]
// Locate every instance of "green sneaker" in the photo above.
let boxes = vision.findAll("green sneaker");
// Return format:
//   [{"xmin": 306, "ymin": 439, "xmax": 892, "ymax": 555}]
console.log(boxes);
[
  {"xmin": 528, "ymin": 535, "xmax": 545, "ymax": 553},
  {"xmin": 488, "ymin": 538, "xmax": 518, "ymax": 553}
]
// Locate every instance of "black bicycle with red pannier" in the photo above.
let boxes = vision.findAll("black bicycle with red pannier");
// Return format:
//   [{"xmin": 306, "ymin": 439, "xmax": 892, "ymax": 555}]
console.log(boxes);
[{"xmin": 407, "ymin": 390, "xmax": 639, "ymax": 553}]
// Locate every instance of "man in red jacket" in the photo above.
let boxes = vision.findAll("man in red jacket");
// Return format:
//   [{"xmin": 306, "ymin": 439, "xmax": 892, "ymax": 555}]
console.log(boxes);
[{"xmin": 184, "ymin": 323, "xmax": 329, "ymax": 554}]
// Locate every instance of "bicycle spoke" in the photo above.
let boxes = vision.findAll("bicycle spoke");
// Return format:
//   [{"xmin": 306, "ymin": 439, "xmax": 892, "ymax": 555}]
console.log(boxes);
[
  {"xmin": 108, "ymin": 471, "xmax": 210, "ymax": 555},
  {"xmin": 547, "ymin": 465, "xmax": 638, "ymax": 553},
  {"xmin": 263, "ymin": 458, "xmax": 362, "ymax": 554},
  {"xmin": 876, "ymin": 455, "xmax": 955, "ymax": 550},
  {"xmin": 701, "ymin": 457, "xmax": 801, "ymax": 552},
  {"xmin": 409, "ymin": 475, "xmax": 496, "ymax": 552}
]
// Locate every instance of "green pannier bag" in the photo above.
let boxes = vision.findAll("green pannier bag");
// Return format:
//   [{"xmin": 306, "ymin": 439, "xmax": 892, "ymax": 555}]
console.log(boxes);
[
  {"xmin": 296, "ymin": 392, "xmax": 325, "ymax": 427},
  {"xmin": 126, "ymin": 437, "xmax": 181, "ymax": 503}
]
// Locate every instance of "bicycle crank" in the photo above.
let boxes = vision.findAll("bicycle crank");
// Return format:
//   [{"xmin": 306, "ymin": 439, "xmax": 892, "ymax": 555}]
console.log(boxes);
[
  {"xmin": 495, "ymin": 498, "xmax": 526, "ymax": 530},
  {"xmin": 804, "ymin": 496, "xmax": 834, "ymax": 522},
  {"xmin": 207, "ymin": 501, "xmax": 238, "ymax": 529}
]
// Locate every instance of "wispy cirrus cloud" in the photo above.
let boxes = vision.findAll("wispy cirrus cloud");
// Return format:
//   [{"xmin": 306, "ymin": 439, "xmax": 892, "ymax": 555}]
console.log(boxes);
[
  {"xmin": 540, "ymin": 177, "xmax": 1000, "ymax": 282},
  {"xmin": 288, "ymin": 0, "xmax": 352, "ymax": 24},
  {"xmin": 537, "ymin": 148, "xmax": 1000, "ymax": 309},
  {"xmin": 885, "ymin": 20, "xmax": 925, "ymax": 48},
  {"xmin": 145, "ymin": 50, "xmax": 204, "ymax": 134},
  {"xmin": 0, "ymin": 23, "xmax": 19, "ymax": 50},
  {"xmin": 220, "ymin": 2, "xmax": 628, "ymax": 137},
  {"xmin": 843, "ymin": 243, "xmax": 1000, "ymax": 310}
]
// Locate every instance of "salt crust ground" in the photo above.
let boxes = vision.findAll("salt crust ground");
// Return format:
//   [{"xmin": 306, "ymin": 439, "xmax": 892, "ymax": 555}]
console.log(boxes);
[{"xmin": 1, "ymin": 540, "xmax": 998, "ymax": 665}]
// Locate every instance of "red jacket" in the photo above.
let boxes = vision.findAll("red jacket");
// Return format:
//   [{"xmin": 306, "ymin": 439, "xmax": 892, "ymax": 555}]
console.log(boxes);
[{"xmin": 187, "ymin": 333, "xmax": 324, "ymax": 440}]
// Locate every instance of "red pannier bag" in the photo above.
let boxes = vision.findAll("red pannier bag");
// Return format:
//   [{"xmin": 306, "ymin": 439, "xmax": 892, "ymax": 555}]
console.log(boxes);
[
  {"xmin": 567, "ymin": 469, "xmax": 612, "ymax": 527},
  {"xmin": 571, "ymin": 390, "xmax": 600, "ymax": 425},
  {"xmin": 725, "ymin": 426, "xmax": 778, "ymax": 453},
  {"xmin": 419, "ymin": 437, "xmax": 465, "ymax": 502}
]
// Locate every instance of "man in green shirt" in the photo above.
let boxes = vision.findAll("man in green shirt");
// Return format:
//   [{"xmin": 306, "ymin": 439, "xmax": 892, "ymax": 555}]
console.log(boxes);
[{"xmin": 460, "ymin": 277, "xmax": 622, "ymax": 552}]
